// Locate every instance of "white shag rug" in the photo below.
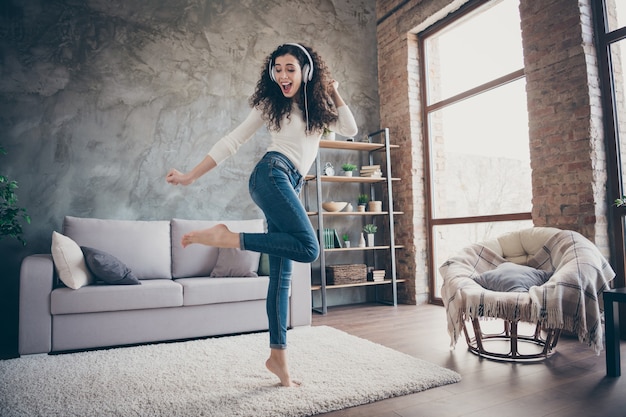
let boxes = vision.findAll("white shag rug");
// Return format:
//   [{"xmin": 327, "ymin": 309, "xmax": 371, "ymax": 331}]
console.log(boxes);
[{"xmin": 0, "ymin": 325, "xmax": 460, "ymax": 417}]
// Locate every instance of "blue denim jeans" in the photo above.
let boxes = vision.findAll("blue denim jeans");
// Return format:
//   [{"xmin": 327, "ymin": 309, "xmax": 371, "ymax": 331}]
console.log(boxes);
[{"xmin": 241, "ymin": 152, "xmax": 319, "ymax": 349}]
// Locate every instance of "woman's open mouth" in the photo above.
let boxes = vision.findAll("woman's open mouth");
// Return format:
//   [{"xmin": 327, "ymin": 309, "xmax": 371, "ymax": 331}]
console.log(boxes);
[{"xmin": 281, "ymin": 82, "xmax": 292, "ymax": 94}]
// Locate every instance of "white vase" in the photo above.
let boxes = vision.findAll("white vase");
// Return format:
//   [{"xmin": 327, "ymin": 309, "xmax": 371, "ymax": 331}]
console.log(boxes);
[
  {"xmin": 367, "ymin": 233, "xmax": 375, "ymax": 247},
  {"xmin": 344, "ymin": 171, "xmax": 353, "ymax": 177},
  {"xmin": 358, "ymin": 233, "xmax": 366, "ymax": 248},
  {"xmin": 344, "ymin": 241, "xmax": 350, "ymax": 248}
]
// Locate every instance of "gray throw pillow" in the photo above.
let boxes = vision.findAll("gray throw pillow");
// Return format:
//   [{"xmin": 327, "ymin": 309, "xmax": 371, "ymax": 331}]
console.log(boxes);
[
  {"xmin": 210, "ymin": 248, "xmax": 260, "ymax": 278},
  {"xmin": 81, "ymin": 246, "xmax": 141, "ymax": 285},
  {"xmin": 474, "ymin": 262, "xmax": 552, "ymax": 292}
]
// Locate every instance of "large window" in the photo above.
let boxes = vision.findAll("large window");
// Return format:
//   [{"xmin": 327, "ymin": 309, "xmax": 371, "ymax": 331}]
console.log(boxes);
[
  {"xmin": 595, "ymin": 0, "xmax": 626, "ymax": 289},
  {"xmin": 419, "ymin": 0, "xmax": 532, "ymax": 303}
]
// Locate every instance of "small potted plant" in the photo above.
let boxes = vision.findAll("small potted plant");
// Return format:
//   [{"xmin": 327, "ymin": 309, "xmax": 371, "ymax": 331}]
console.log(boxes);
[
  {"xmin": 1, "ymin": 146, "xmax": 30, "ymax": 245},
  {"xmin": 357, "ymin": 194, "xmax": 369, "ymax": 212},
  {"xmin": 342, "ymin": 233, "xmax": 350, "ymax": 248},
  {"xmin": 342, "ymin": 163, "xmax": 357, "ymax": 177},
  {"xmin": 363, "ymin": 224, "xmax": 377, "ymax": 247}
]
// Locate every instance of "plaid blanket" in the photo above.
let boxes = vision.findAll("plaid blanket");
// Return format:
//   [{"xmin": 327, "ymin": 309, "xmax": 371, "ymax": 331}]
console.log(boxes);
[{"xmin": 440, "ymin": 229, "xmax": 615, "ymax": 354}]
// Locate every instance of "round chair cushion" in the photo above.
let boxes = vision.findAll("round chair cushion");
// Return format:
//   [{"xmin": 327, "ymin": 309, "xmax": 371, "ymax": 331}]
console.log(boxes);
[{"xmin": 480, "ymin": 227, "xmax": 561, "ymax": 264}]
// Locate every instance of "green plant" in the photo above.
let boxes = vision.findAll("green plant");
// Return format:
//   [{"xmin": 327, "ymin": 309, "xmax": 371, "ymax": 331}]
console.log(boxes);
[
  {"xmin": 615, "ymin": 196, "xmax": 626, "ymax": 207},
  {"xmin": 0, "ymin": 147, "xmax": 30, "ymax": 245},
  {"xmin": 342, "ymin": 233, "xmax": 350, "ymax": 241},
  {"xmin": 323, "ymin": 127, "xmax": 333, "ymax": 136},
  {"xmin": 342, "ymin": 163, "xmax": 357, "ymax": 172},
  {"xmin": 363, "ymin": 224, "xmax": 377, "ymax": 234},
  {"xmin": 357, "ymin": 194, "xmax": 369, "ymax": 205}
]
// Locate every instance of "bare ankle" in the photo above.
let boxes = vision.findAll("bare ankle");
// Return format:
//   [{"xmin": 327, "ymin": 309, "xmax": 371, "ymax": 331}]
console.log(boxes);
[{"xmin": 266, "ymin": 350, "xmax": 298, "ymax": 387}]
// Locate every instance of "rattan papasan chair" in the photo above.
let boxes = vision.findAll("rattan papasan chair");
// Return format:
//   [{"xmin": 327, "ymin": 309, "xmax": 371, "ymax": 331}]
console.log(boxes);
[{"xmin": 440, "ymin": 227, "xmax": 615, "ymax": 362}]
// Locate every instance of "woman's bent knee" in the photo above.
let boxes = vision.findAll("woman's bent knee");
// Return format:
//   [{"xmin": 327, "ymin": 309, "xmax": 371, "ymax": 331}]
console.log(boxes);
[{"xmin": 298, "ymin": 242, "xmax": 319, "ymax": 263}]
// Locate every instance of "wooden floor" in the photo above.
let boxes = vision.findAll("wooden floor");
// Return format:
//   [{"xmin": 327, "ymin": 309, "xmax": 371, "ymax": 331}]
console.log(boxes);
[{"xmin": 311, "ymin": 303, "xmax": 626, "ymax": 417}]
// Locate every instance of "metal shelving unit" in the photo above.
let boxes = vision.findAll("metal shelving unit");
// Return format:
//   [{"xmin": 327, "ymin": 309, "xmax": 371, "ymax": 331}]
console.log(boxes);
[{"xmin": 306, "ymin": 128, "xmax": 403, "ymax": 314}]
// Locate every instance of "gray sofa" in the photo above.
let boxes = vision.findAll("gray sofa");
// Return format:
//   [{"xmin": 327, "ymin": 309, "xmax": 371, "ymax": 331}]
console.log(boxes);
[{"xmin": 18, "ymin": 216, "xmax": 311, "ymax": 355}]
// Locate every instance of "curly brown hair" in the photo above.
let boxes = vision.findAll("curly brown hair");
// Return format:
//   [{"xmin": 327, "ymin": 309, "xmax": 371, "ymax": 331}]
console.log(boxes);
[{"xmin": 250, "ymin": 43, "xmax": 339, "ymax": 133}]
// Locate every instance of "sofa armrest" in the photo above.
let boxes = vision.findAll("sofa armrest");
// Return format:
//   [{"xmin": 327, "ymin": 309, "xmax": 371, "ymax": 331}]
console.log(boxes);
[
  {"xmin": 19, "ymin": 254, "xmax": 54, "ymax": 355},
  {"xmin": 289, "ymin": 261, "xmax": 312, "ymax": 327}
]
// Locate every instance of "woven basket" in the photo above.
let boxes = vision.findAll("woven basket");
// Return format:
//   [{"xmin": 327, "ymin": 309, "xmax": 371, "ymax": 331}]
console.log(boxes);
[{"xmin": 326, "ymin": 264, "xmax": 367, "ymax": 285}]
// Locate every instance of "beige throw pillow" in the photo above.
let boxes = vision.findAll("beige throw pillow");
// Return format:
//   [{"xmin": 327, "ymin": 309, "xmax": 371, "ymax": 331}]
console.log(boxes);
[
  {"xmin": 210, "ymin": 248, "xmax": 261, "ymax": 278},
  {"xmin": 51, "ymin": 231, "xmax": 94, "ymax": 289}
]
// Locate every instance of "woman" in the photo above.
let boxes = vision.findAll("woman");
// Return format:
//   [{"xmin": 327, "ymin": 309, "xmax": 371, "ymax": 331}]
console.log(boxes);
[{"xmin": 166, "ymin": 43, "xmax": 358, "ymax": 387}]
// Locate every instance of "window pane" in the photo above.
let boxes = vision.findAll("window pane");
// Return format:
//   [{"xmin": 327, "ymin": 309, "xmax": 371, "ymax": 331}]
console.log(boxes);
[
  {"xmin": 612, "ymin": 39, "xmax": 626, "ymax": 194},
  {"xmin": 433, "ymin": 220, "xmax": 534, "ymax": 298},
  {"xmin": 424, "ymin": 0, "xmax": 523, "ymax": 104},
  {"xmin": 429, "ymin": 79, "xmax": 532, "ymax": 218},
  {"xmin": 606, "ymin": 0, "xmax": 626, "ymax": 32}
]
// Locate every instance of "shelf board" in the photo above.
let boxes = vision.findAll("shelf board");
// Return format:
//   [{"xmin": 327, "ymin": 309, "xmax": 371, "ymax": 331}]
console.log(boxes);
[
  {"xmin": 319, "ymin": 140, "xmax": 399, "ymax": 151},
  {"xmin": 323, "ymin": 245, "xmax": 405, "ymax": 252},
  {"xmin": 305, "ymin": 175, "xmax": 400, "ymax": 183},
  {"xmin": 311, "ymin": 278, "xmax": 406, "ymax": 290},
  {"xmin": 307, "ymin": 211, "xmax": 405, "ymax": 216}
]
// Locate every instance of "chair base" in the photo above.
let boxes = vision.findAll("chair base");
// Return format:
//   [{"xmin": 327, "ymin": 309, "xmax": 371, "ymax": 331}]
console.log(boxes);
[{"xmin": 462, "ymin": 316, "xmax": 560, "ymax": 362}]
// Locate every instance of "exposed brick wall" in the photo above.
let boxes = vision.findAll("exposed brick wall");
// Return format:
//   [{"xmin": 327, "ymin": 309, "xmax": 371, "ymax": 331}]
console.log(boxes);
[
  {"xmin": 520, "ymin": 0, "xmax": 608, "ymax": 251},
  {"xmin": 377, "ymin": 3, "xmax": 422, "ymax": 305},
  {"xmin": 376, "ymin": 0, "xmax": 608, "ymax": 304}
]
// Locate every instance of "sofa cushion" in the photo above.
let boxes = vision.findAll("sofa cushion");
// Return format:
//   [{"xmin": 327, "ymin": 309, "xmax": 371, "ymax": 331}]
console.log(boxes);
[
  {"xmin": 171, "ymin": 218, "xmax": 265, "ymax": 278},
  {"xmin": 81, "ymin": 246, "xmax": 141, "ymax": 285},
  {"xmin": 51, "ymin": 279, "xmax": 182, "ymax": 315},
  {"xmin": 51, "ymin": 231, "xmax": 95, "ymax": 289},
  {"xmin": 63, "ymin": 216, "xmax": 171, "ymax": 280},
  {"xmin": 177, "ymin": 277, "xmax": 269, "ymax": 306},
  {"xmin": 210, "ymin": 248, "xmax": 260, "ymax": 278}
]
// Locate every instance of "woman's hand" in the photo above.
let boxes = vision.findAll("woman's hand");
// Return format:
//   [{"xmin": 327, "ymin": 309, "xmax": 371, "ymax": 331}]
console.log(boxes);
[
  {"xmin": 165, "ymin": 156, "xmax": 217, "ymax": 187},
  {"xmin": 166, "ymin": 168, "xmax": 193, "ymax": 186},
  {"xmin": 327, "ymin": 79, "xmax": 346, "ymax": 107}
]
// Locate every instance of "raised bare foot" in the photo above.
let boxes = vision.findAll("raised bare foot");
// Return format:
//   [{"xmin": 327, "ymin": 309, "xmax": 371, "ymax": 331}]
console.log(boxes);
[
  {"xmin": 181, "ymin": 224, "xmax": 239, "ymax": 248},
  {"xmin": 265, "ymin": 356, "xmax": 300, "ymax": 387}
]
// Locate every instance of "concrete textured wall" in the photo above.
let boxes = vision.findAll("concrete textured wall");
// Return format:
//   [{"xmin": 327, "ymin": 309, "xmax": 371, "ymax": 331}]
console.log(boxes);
[{"xmin": 0, "ymin": 0, "xmax": 379, "ymax": 356}]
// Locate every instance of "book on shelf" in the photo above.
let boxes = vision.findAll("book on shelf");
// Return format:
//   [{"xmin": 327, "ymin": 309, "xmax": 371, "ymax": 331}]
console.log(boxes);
[
  {"xmin": 359, "ymin": 165, "xmax": 383, "ymax": 178},
  {"xmin": 371, "ymin": 270, "xmax": 386, "ymax": 282},
  {"xmin": 321, "ymin": 228, "xmax": 341, "ymax": 249}
]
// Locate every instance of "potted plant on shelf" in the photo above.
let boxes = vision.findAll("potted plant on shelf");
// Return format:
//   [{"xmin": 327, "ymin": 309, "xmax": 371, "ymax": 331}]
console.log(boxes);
[
  {"xmin": 363, "ymin": 223, "xmax": 377, "ymax": 247},
  {"xmin": 357, "ymin": 194, "xmax": 369, "ymax": 212},
  {"xmin": 342, "ymin": 233, "xmax": 350, "ymax": 248},
  {"xmin": 1, "ymin": 146, "xmax": 30, "ymax": 245},
  {"xmin": 341, "ymin": 163, "xmax": 357, "ymax": 177},
  {"xmin": 321, "ymin": 127, "xmax": 335, "ymax": 141}
]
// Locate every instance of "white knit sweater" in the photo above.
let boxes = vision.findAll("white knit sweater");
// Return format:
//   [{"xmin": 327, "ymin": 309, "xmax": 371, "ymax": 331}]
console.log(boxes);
[{"xmin": 207, "ymin": 104, "xmax": 358, "ymax": 175}]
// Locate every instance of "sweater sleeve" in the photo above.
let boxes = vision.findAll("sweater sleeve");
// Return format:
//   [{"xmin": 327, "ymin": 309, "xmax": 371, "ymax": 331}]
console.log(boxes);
[
  {"xmin": 206, "ymin": 108, "xmax": 265, "ymax": 165},
  {"xmin": 329, "ymin": 105, "xmax": 358, "ymax": 138}
]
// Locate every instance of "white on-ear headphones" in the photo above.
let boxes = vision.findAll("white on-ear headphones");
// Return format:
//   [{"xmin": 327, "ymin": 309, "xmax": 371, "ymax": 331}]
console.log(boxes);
[{"xmin": 268, "ymin": 43, "xmax": 314, "ymax": 83}]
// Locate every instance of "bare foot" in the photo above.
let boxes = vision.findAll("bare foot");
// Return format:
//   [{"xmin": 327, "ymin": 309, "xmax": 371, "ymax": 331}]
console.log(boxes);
[
  {"xmin": 181, "ymin": 224, "xmax": 239, "ymax": 248},
  {"xmin": 266, "ymin": 350, "xmax": 300, "ymax": 387}
]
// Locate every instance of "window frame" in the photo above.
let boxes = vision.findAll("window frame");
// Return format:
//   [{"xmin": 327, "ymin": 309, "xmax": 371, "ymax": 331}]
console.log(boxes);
[
  {"xmin": 418, "ymin": 0, "xmax": 532, "ymax": 304},
  {"xmin": 593, "ymin": 0, "xmax": 626, "ymax": 289}
]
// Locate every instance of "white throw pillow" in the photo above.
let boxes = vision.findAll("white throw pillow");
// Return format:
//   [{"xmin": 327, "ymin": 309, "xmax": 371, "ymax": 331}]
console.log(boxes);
[{"xmin": 51, "ymin": 231, "xmax": 94, "ymax": 289}]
